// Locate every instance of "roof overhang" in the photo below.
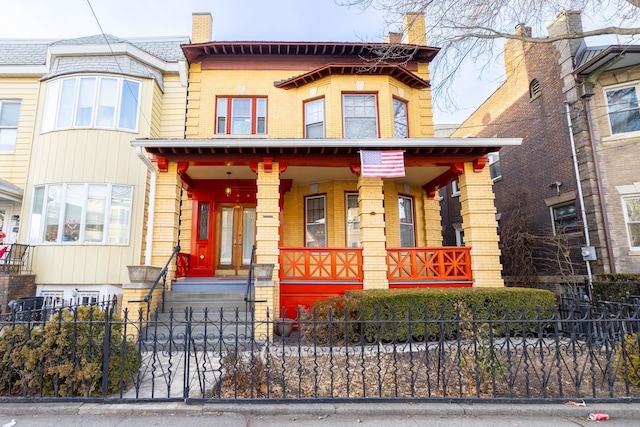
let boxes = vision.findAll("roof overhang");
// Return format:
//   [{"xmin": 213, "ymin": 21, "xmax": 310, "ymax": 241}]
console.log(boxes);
[
  {"xmin": 0, "ymin": 178, "xmax": 23, "ymax": 203},
  {"xmin": 275, "ymin": 64, "xmax": 430, "ymax": 89},
  {"xmin": 574, "ymin": 45, "xmax": 640, "ymax": 77},
  {"xmin": 182, "ymin": 41, "xmax": 440, "ymax": 64}
]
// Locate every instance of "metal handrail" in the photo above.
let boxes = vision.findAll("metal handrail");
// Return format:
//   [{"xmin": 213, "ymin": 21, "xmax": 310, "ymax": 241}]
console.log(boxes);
[
  {"xmin": 244, "ymin": 245, "xmax": 257, "ymax": 305},
  {"xmin": 129, "ymin": 244, "xmax": 180, "ymax": 319}
]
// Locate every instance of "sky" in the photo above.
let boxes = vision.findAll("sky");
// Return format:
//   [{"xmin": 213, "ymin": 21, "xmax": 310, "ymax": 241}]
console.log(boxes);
[{"xmin": 0, "ymin": 0, "xmax": 506, "ymax": 124}]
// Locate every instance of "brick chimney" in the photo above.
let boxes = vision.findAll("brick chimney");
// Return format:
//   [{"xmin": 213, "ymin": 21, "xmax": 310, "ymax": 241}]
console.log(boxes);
[
  {"xmin": 192, "ymin": 13, "xmax": 212, "ymax": 44},
  {"xmin": 386, "ymin": 32, "xmax": 403, "ymax": 44},
  {"xmin": 402, "ymin": 13, "xmax": 426, "ymax": 45},
  {"xmin": 503, "ymin": 23, "xmax": 532, "ymax": 77}
]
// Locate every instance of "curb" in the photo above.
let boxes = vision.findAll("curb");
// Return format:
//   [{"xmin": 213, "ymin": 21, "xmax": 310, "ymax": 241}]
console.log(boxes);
[{"xmin": 1, "ymin": 401, "xmax": 638, "ymax": 419}]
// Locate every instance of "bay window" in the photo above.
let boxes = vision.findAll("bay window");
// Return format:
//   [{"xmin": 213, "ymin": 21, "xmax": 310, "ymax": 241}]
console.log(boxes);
[
  {"xmin": 43, "ymin": 76, "xmax": 140, "ymax": 132},
  {"xmin": 30, "ymin": 183, "xmax": 132, "ymax": 245},
  {"xmin": 393, "ymin": 98, "xmax": 408, "ymax": 138},
  {"xmin": 216, "ymin": 97, "xmax": 267, "ymax": 135},
  {"xmin": 343, "ymin": 94, "xmax": 378, "ymax": 138},
  {"xmin": 304, "ymin": 98, "xmax": 324, "ymax": 138}
]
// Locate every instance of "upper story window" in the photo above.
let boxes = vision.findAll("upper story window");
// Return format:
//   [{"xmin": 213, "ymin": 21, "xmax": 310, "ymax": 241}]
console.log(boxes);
[
  {"xmin": 304, "ymin": 98, "xmax": 324, "ymax": 138},
  {"xmin": 488, "ymin": 152, "xmax": 502, "ymax": 181},
  {"xmin": 623, "ymin": 196, "xmax": 640, "ymax": 249},
  {"xmin": 550, "ymin": 202, "xmax": 579, "ymax": 236},
  {"xmin": 305, "ymin": 194, "xmax": 326, "ymax": 247},
  {"xmin": 0, "ymin": 100, "xmax": 21, "ymax": 153},
  {"xmin": 343, "ymin": 94, "xmax": 378, "ymax": 138},
  {"xmin": 605, "ymin": 84, "xmax": 640, "ymax": 135},
  {"xmin": 29, "ymin": 183, "xmax": 132, "ymax": 245},
  {"xmin": 42, "ymin": 76, "xmax": 140, "ymax": 133},
  {"xmin": 393, "ymin": 98, "xmax": 408, "ymax": 138},
  {"xmin": 216, "ymin": 97, "xmax": 267, "ymax": 135},
  {"xmin": 451, "ymin": 179, "xmax": 460, "ymax": 197},
  {"xmin": 399, "ymin": 195, "xmax": 415, "ymax": 247}
]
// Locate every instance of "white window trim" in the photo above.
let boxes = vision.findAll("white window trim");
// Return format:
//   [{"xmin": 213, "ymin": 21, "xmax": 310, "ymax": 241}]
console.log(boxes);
[
  {"xmin": 603, "ymin": 81, "xmax": 640, "ymax": 138},
  {"xmin": 345, "ymin": 193, "xmax": 360, "ymax": 248},
  {"xmin": 488, "ymin": 151, "xmax": 502, "ymax": 181},
  {"xmin": 622, "ymin": 195, "xmax": 640, "ymax": 250},
  {"xmin": 451, "ymin": 179, "xmax": 460, "ymax": 197},
  {"xmin": 42, "ymin": 75, "xmax": 141, "ymax": 133},
  {"xmin": 305, "ymin": 194, "xmax": 327, "ymax": 248},
  {"xmin": 399, "ymin": 195, "xmax": 415, "ymax": 247},
  {"xmin": 304, "ymin": 98, "xmax": 325, "ymax": 138},
  {"xmin": 0, "ymin": 99, "xmax": 21, "ymax": 154},
  {"xmin": 342, "ymin": 93, "xmax": 379, "ymax": 139},
  {"xmin": 29, "ymin": 183, "xmax": 132, "ymax": 245},
  {"xmin": 454, "ymin": 226, "xmax": 465, "ymax": 246}
]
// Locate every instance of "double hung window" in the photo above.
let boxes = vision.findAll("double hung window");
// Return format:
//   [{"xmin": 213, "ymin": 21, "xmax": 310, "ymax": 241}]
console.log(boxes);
[
  {"xmin": 623, "ymin": 196, "xmax": 640, "ymax": 249},
  {"xmin": 43, "ymin": 76, "xmax": 140, "ymax": 132},
  {"xmin": 216, "ymin": 97, "xmax": 267, "ymax": 135},
  {"xmin": 399, "ymin": 195, "xmax": 415, "ymax": 247},
  {"xmin": 343, "ymin": 94, "xmax": 378, "ymax": 138},
  {"xmin": 0, "ymin": 100, "xmax": 21, "ymax": 153},
  {"xmin": 305, "ymin": 195, "xmax": 326, "ymax": 247},
  {"xmin": 304, "ymin": 98, "xmax": 324, "ymax": 138},
  {"xmin": 488, "ymin": 152, "xmax": 502, "ymax": 180},
  {"xmin": 345, "ymin": 193, "xmax": 360, "ymax": 248}
]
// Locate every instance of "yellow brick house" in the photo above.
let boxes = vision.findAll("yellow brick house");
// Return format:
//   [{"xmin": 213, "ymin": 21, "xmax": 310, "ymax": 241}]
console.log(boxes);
[{"xmin": 131, "ymin": 13, "xmax": 521, "ymax": 320}]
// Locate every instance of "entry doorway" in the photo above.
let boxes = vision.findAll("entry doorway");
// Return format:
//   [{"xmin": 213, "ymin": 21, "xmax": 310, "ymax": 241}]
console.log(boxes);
[{"xmin": 216, "ymin": 204, "xmax": 256, "ymax": 276}]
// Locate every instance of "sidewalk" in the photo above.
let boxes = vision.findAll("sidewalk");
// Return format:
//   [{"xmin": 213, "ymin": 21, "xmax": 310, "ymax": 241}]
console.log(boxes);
[{"xmin": 0, "ymin": 402, "xmax": 638, "ymax": 426}]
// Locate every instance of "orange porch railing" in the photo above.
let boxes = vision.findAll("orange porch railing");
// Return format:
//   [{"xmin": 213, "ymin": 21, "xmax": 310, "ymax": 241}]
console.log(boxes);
[
  {"xmin": 280, "ymin": 248, "xmax": 363, "ymax": 281},
  {"xmin": 386, "ymin": 247, "xmax": 472, "ymax": 285}
]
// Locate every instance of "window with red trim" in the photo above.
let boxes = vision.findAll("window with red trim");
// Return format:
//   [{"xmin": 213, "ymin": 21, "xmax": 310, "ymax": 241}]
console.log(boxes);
[{"xmin": 216, "ymin": 97, "xmax": 267, "ymax": 135}]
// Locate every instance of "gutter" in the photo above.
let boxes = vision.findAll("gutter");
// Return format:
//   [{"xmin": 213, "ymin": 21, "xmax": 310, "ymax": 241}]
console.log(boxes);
[{"xmin": 135, "ymin": 146, "xmax": 157, "ymax": 266}]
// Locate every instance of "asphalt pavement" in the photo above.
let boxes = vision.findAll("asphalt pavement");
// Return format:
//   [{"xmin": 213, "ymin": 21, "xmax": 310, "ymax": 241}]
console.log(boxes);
[{"xmin": 0, "ymin": 402, "xmax": 639, "ymax": 426}]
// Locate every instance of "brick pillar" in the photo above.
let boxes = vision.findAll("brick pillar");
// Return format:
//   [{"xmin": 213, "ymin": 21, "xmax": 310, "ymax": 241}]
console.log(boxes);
[
  {"xmin": 358, "ymin": 176, "xmax": 389, "ymax": 290},
  {"xmin": 459, "ymin": 162, "xmax": 504, "ymax": 287},
  {"xmin": 423, "ymin": 192, "xmax": 443, "ymax": 246},
  {"xmin": 254, "ymin": 162, "xmax": 281, "ymax": 332}
]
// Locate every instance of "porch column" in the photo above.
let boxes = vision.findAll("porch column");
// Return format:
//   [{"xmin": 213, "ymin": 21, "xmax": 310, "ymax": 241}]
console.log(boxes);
[
  {"xmin": 255, "ymin": 161, "xmax": 281, "ymax": 328},
  {"xmin": 422, "ymin": 193, "xmax": 443, "ymax": 246},
  {"xmin": 358, "ymin": 176, "xmax": 389, "ymax": 290},
  {"xmin": 458, "ymin": 162, "xmax": 504, "ymax": 287},
  {"xmin": 151, "ymin": 162, "xmax": 181, "ymax": 283}
]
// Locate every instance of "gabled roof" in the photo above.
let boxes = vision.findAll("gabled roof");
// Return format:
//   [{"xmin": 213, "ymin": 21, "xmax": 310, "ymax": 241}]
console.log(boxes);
[
  {"xmin": 275, "ymin": 63, "xmax": 430, "ymax": 89},
  {"xmin": 182, "ymin": 41, "xmax": 439, "ymax": 63}
]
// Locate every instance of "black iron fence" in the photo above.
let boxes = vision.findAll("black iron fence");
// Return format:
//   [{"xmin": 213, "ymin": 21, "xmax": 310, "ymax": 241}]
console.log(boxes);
[{"xmin": 1, "ymin": 300, "xmax": 640, "ymax": 403}]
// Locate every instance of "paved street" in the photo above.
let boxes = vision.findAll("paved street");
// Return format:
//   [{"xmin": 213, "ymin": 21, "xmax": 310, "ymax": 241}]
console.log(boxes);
[{"xmin": 1, "ymin": 402, "xmax": 638, "ymax": 426}]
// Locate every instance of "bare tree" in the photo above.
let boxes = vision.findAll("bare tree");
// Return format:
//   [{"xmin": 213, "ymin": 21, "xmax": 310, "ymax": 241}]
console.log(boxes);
[{"xmin": 337, "ymin": 0, "xmax": 640, "ymax": 110}]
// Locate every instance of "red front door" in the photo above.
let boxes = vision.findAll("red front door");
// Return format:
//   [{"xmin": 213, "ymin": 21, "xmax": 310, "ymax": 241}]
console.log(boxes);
[{"xmin": 189, "ymin": 200, "xmax": 214, "ymax": 276}]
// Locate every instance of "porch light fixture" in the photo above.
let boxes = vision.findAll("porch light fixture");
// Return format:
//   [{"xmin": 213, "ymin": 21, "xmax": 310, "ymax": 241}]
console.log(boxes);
[{"xmin": 225, "ymin": 172, "xmax": 232, "ymax": 197}]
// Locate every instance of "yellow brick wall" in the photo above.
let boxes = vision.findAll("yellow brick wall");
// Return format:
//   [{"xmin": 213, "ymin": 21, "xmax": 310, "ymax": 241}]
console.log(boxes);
[{"xmin": 185, "ymin": 70, "xmax": 434, "ymax": 139}]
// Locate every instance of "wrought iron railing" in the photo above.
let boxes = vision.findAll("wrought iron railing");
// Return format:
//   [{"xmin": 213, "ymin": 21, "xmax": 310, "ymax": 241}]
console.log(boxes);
[
  {"xmin": 2, "ymin": 299, "xmax": 640, "ymax": 402},
  {"xmin": 128, "ymin": 245, "xmax": 180, "ymax": 320}
]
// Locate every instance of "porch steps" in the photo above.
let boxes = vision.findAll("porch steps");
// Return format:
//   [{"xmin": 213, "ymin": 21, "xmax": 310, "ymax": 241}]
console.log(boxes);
[{"xmin": 141, "ymin": 278, "xmax": 255, "ymax": 351}]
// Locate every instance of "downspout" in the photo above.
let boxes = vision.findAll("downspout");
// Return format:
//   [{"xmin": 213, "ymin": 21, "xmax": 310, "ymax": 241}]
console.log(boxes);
[
  {"xmin": 580, "ymin": 89, "xmax": 616, "ymax": 274},
  {"xmin": 135, "ymin": 146, "xmax": 156, "ymax": 266},
  {"xmin": 563, "ymin": 101, "xmax": 593, "ymax": 288}
]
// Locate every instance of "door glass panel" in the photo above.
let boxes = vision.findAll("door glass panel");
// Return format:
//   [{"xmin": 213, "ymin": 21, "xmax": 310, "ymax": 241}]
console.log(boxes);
[
  {"xmin": 198, "ymin": 203, "xmax": 209, "ymax": 240},
  {"xmin": 220, "ymin": 207, "xmax": 233, "ymax": 265},
  {"xmin": 242, "ymin": 207, "xmax": 256, "ymax": 264}
]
